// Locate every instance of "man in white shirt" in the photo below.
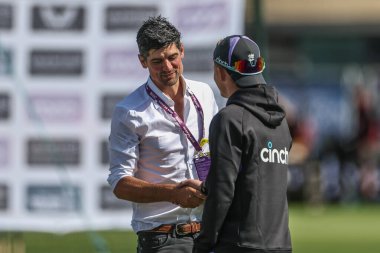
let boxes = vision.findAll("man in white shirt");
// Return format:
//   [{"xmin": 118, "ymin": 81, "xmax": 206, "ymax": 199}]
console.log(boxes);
[{"xmin": 107, "ymin": 16, "xmax": 218, "ymax": 253}]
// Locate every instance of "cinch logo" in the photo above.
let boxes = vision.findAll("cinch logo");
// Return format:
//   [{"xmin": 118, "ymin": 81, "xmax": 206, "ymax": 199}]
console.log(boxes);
[{"xmin": 260, "ymin": 141, "xmax": 288, "ymax": 164}]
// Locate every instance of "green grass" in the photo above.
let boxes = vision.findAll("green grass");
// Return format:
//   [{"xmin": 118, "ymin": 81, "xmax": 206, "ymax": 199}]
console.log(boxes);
[
  {"xmin": 289, "ymin": 204, "xmax": 380, "ymax": 253},
  {"xmin": 1, "ymin": 204, "xmax": 379, "ymax": 253},
  {"xmin": 0, "ymin": 230, "xmax": 138, "ymax": 253}
]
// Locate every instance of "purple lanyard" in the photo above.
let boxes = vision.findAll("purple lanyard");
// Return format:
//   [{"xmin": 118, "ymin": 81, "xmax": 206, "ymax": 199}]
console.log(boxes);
[{"xmin": 145, "ymin": 83, "xmax": 204, "ymax": 152}]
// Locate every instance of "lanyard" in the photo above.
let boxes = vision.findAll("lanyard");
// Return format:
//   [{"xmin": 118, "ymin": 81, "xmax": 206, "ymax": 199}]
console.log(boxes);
[{"xmin": 145, "ymin": 83, "xmax": 204, "ymax": 152}]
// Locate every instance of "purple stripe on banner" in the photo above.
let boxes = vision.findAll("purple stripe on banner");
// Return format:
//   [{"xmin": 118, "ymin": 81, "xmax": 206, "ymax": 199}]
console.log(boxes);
[{"xmin": 228, "ymin": 36, "xmax": 240, "ymax": 65}]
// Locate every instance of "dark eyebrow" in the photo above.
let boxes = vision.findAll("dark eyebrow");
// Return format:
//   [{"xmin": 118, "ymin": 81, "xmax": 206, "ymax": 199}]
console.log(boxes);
[
  {"xmin": 168, "ymin": 52, "xmax": 179, "ymax": 58},
  {"xmin": 151, "ymin": 52, "xmax": 179, "ymax": 62}
]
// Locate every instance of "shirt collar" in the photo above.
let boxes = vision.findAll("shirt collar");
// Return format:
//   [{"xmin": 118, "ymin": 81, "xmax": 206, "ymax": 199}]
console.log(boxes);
[{"xmin": 147, "ymin": 76, "xmax": 188, "ymax": 107}]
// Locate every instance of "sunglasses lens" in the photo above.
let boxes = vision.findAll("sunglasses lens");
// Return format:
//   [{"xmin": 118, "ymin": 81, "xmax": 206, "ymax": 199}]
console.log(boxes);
[{"xmin": 234, "ymin": 57, "xmax": 264, "ymax": 74}]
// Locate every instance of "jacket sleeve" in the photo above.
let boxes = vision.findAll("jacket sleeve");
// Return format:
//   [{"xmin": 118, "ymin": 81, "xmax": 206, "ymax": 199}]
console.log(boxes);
[{"xmin": 194, "ymin": 109, "xmax": 243, "ymax": 253}]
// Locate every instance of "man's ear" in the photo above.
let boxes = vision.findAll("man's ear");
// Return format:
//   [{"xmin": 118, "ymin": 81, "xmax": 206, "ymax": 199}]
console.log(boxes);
[
  {"xmin": 219, "ymin": 66, "xmax": 229, "ymax": 81},
  {"xmin": 214, "ymin": 65, "xmax": 224, "ymax": 81},
  {"xmin": 179, "ymin": 43, "xmax": 184, "ymax": 59},
  {"xmin": 138, "ymin": 54, "xmax": 148, "ymax": 68}
]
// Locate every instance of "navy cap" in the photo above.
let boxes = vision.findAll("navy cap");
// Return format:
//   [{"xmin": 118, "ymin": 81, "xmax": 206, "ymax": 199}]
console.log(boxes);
[{"xmin": 213, "ymin": 35, "xmax": 266, "ymax": 87}]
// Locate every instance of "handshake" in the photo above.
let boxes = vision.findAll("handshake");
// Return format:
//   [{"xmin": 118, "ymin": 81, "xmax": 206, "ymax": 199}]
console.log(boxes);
[{"xmin": 172, "ymin": 179, "xmax": 207, "ymax": 208}]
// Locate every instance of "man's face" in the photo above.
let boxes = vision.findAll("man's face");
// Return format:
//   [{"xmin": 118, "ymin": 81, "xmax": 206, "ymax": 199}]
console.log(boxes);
[{"xmin": 139, "ymin": 43, "xmax": 184, "ymax": 89}]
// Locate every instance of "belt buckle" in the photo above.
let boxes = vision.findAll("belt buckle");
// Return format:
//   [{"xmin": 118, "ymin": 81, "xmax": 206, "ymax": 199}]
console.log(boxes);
[{"xmin": 175, "ymin": 223, "xmax": 188, "ymax": 236}]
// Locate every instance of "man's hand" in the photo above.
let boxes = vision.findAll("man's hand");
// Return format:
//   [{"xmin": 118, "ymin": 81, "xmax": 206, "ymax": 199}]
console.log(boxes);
[
  {"xmin": 113, "ymin": 176, "xmax": 206, "ymax": 208},
  {"xmin": 177, "ymin": 179, "xmax": 203, "ymax": 191},
  {"xmin": 172, "ymin": 180, "xmax": 205, "ymax": 208}
]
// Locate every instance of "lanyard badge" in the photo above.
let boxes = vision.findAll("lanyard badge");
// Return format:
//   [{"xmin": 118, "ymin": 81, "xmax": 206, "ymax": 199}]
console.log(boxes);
[
  {"xmin": 145, "ymin": 83, "xmax": 211, "ymax": 181},
  {"xmin": 193, "ymin": 138, "xmax": 211, "ymax": 181}
]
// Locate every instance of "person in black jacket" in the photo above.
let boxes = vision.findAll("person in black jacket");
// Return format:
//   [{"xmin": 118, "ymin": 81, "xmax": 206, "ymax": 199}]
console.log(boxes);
[{"xmin": 180, "ymin": 35, "xmax": 292, "ymax": 253}]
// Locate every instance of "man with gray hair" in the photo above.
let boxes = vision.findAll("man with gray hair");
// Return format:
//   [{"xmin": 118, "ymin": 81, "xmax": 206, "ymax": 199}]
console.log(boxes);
[{"xmin": 107, "ymin": 16, "xmax": 218, "ymax": 252}]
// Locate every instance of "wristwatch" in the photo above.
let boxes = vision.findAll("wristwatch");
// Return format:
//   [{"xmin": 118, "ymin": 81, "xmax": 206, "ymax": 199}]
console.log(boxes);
[{"xmin": 200, "ymin": 181, "xmax": 208, "ymax": 195}]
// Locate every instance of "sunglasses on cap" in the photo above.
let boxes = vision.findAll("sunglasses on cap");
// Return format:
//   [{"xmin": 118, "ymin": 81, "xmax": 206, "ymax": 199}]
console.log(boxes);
[{"xmin": 214, "ymin": 56, "xmax": 265, "ymax": 75}]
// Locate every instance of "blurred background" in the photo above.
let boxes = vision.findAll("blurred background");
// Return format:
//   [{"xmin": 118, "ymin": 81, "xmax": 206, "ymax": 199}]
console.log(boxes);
[{"xmin": 0, "ymin": 0, "xmax": 379, "ymax": 252}]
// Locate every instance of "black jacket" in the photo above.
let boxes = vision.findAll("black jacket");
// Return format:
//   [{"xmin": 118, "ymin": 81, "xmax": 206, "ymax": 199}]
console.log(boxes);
[{"xmin": 194, "ymin": 84, "xmax": 292, "ymax": 253}]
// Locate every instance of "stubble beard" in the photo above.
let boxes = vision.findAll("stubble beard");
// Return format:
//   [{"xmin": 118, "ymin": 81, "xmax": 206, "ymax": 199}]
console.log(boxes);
[{"xmin": 161, "ymin": 70, "xmax": 180, "ymax": 87}]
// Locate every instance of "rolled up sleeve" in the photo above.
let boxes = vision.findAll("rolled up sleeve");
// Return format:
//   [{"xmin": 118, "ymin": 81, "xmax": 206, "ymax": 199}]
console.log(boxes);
[{"xmin": 107, "ymin": 106, "xmax": 139, "ymax": 190}]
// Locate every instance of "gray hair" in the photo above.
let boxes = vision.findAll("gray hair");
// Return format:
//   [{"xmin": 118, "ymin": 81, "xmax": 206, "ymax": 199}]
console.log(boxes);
[{"xmin": 136, "ymin": 15, "xmax": 181, "ymax": 58}]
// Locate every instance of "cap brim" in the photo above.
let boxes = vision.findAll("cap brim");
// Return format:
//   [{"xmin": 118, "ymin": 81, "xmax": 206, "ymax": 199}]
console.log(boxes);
[{"xmin": 234, "ymin": 73, "xmax": 266, "ymax": 87}]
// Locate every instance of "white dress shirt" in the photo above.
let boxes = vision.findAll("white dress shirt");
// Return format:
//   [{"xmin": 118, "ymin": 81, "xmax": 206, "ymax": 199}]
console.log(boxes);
[{"xmin": 107, "ymin": 76, "xmax": 218, "ymax": 232}]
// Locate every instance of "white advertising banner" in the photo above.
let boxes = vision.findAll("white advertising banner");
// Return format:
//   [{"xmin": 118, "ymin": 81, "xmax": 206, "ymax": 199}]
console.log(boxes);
[{"xmin": 0, "ymin": 0, "xmax": 244, "ymax": 232}]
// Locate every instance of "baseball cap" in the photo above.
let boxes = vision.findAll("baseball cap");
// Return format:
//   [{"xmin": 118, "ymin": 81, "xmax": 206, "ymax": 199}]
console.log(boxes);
[{"xmin": 213, "ymin": 35, "xmax": 266, "ymax": 87}]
